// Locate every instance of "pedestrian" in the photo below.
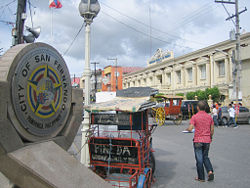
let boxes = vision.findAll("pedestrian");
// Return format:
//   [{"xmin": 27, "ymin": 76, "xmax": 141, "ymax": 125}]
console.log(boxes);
[
  {"xmin": 227, "ymin": 104, "xmax": 237, "ymax": 128},
  {"xmin": 218, "ymin": 103, "xmax": 222, "ymax": 126},
  {"xmin": 212, "ymin": 105, "xmax": 219, "ymax": 127},
  {"xmin": 186, "ymin": 101, "xmax": 214, "ymax": 182}
]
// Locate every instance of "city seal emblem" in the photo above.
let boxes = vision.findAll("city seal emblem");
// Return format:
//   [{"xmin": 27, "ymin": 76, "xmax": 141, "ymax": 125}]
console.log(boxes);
[{"xmin": 10, "ymin": 43, "xmax": 72, "ymax": 141}]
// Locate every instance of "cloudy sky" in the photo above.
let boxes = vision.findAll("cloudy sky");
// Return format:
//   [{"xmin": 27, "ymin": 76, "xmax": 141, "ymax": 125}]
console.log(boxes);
[{"xmin": 1, "ymin": 0, "xmax": 250, "ymax": 77}]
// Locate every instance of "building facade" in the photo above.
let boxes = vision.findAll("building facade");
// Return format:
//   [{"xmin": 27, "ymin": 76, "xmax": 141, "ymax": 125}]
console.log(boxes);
[
  {"xmin": 101, "ymin": 66, "xmax": 143, "ymax": 92},
  {"xmin": 102, "ymin": 66, "xmax": 123, "ymax": 91},
  {"xmin": 123, "ymin": 33, "xmax": 250, "ymax": 107}
]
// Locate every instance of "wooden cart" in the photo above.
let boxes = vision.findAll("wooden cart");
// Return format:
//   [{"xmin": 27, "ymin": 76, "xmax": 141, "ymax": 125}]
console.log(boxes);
[{"xmin": 152, "ymin": 95, "xmax": 183, "ymax": 126}]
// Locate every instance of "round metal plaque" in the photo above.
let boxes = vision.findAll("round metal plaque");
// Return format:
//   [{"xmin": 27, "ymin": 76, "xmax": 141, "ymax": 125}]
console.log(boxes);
[{"xmin": 11, "ymin": 44, "xmax": 72, "ymax": 139}]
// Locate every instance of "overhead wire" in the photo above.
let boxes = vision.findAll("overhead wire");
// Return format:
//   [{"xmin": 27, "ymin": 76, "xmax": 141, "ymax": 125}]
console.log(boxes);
[
  {"xmin": 170, "ymin": 2, "xmax": 213, "ymax": 30},
  {"xmin": 0, "ymin": 0, "xmax": 16, "ymax": 25},
  {"xmin": 0, "ymin": 0, "xmax": 16, "ymax": 9},
  {"xmin": 63, "ymin": 22, "xmax": 85, "ymax": 56},
  {"xmin": 221, "ymin": 3, "xmax": 236, "ymax": 26},
  {"xmin": 101, "ymin": 2, "xmax": 208, "ymax": 46},
  {"xmin": 102, "ymin": 11, "xmax": 192, "ymax": 50}
]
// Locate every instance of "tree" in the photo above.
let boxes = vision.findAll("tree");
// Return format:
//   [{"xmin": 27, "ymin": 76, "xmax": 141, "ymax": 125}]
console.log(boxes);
[
  {"xmin": 176, "ymin": 93, "xmax": 184, "ymax": 97},
  {"xmin": 186, "ymin": 87, "xmax": 221, "ymax": 101},
  {"xmin": 205, "ymin": 87, "xmax": 220, "ymax": 102},
  {"xmin": 186, "ymin": 91, "xmax": 196, "ymax": 100}
]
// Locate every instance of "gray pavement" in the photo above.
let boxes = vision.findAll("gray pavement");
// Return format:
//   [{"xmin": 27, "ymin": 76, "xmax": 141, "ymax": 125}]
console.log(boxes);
[
  {"xmin": 69, "ymin": 120, "xmax": 250, "ymax": 188},
  {"xmin": 1, "ymin": 120, "xmax": 250, "ymax": 188},
  {"xmin": 152, "ymin": 121, "xmax": 250, "ymax": 188}
]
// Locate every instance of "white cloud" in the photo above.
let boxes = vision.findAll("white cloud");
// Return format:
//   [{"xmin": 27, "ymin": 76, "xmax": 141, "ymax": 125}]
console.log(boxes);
[{"xmin": 1, "ymin": 0, "xmax": 250, "ymax": 75}]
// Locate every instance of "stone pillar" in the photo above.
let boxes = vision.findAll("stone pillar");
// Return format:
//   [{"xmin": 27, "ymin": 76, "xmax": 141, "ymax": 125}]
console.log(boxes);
[
  {"xmin": 172, "ymin": 67, "xmax": 176, "ymax": 90},
  {"xmin": 206, "ymin": 63, "xmax": 210, "ymax": 87},
  {"xmin": 162, "ymin": 70, "xmax": 166, "ymax": 89},
  {"xmin": 152, "ymin": 72, "xmax": 156, "ymax": 87},
  {"xmin": 225, "ymin": 57, "xmax": 229, "ymax": 84},
  {"xmin": 193, "ymin": 63, "xmax": 197, "ymax": 86},
  {"xmin": 181, "ymin": 65, "xmax": 185, "ymax": 87},
  {"xmin": 209, "ymin": 55, "xmax": 214, "ymax": 87}
]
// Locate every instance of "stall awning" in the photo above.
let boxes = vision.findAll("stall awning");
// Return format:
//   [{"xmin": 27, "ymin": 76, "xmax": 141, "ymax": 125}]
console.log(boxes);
[{"xmin": 86, "ymin": 97, "xmax": 155, "ymax": 113}]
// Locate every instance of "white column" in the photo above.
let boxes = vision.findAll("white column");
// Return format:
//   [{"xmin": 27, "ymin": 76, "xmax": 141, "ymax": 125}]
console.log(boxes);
[
  {"xmin": 181, "ymin": 66, "xmax": 185, "ymax": 87},
  {"xmin": 193, "ymin": 63, "xmax": 197, "ymax": 86},
  {"xmin": 210, "ymin": 55, "xmax": 214, "ymax": 87},
  {"xmin": 162, "ymin": 70, "xmax": 166, "ymax": 89},
  {"xmin": 172, "ymin": 67, "xmax": 175, "ymax": 90},
  {"xmin": 81, "ymin": 23, "xmax": 91, "ymax": 166},
  {"xmin": 206, "ymin": 63, "xmax": 210, "ymax": 86},
  {"xmin": 225, "ymin": 57, "xmax": 229, "ymax": 84}
]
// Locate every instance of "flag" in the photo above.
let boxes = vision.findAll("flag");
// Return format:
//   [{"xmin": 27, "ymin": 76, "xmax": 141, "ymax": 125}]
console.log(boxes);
[{"xmin": 49, "ymin": 0, "xmax": 62, "ymax": 9}]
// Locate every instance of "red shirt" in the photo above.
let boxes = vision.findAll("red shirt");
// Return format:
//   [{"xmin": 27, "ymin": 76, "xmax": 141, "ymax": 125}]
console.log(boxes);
[{"xmin": 190, "ymin": 111, "xmax": 214, "ymax": 143}]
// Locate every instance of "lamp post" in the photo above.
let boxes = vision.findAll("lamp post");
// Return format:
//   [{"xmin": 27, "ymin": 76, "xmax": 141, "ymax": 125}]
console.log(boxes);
[{"xmin": 79, "ymin": 0, "xmax": 100, "ymax": 166}]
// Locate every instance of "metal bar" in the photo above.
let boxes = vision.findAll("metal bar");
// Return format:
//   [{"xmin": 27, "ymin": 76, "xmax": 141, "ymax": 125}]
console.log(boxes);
[
  {"xmin": 226, "ymin": 7, "xmax": 247, "ymax": 20},
  {"xmin": 215, "ymin": 0, "xmax": 235, "ymax": 4}
]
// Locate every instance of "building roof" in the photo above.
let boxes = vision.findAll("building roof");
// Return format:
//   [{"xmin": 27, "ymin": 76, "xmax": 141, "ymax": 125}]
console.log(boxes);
[{"xmin": 122, "ymin": 67, "xmax": 144, "ymax": 74}]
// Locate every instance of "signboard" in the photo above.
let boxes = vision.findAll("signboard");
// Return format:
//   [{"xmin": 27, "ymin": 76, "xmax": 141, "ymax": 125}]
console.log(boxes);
[
  {"xmin": 11, "ymin": 43, "xmax": 72, "ymax": 139},
  {"xmin": 89, "ymin": 138, "xmax": 138, "ymax": 164},
  {"xmin": 104, "ymin": 66, "xmax": 112, "ymax": 75},
  {"xmin": 148, "ymin": 49, "xmax": 174, "ymax": 66},
  {"xmin": 91, "ymin": 112, "xmax": 146, "ymax": 130}
]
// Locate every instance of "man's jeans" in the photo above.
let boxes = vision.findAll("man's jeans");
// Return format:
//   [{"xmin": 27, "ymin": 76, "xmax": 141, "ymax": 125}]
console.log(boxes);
[
  {"xmin": 228, "ymin": 117, "xmax": 237, "ymax": 127},
  {"xmin": 193, "ymin": 142, "xmax": 213, "ymax": 180},
  {"xmin": 213, "ymin": 115, "xmax": 219, "ymax": 126}
]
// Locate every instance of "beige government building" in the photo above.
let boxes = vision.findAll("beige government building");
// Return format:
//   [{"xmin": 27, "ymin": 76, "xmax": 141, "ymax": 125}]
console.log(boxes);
[{"xmin": 123, "ymin": 32, "xmax": 250, "ymax": 107}]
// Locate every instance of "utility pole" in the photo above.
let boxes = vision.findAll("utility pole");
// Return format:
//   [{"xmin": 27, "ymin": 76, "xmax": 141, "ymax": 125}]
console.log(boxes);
[
  {"xmin": 91, "ymin": 62, "xmax": 99, "ymax": 93},
  {"xmin": 14, "ymin": 0, "xmax": 27, "ymax": 45},
  {"xmin": 107, "ymin": 58, "xmax": 118, "ymax": 91},
  {"xmin": 215, "ymin": 0, "xmax": 247, "ymax": 102}
]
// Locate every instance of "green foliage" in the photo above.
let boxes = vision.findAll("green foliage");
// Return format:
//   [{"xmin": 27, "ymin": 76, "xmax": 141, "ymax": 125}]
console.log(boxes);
[
  {"xmin": 157, "ymin": 93, "xmax": 165, "ymax": 96},
  {"xmin": 186, "ymin": 91, "xmax": 196, "ymax": 100},
  {"xmin": 154, "ymin": 93, "xmax": 165, "ymax": 102},
  {"xmin": 196, "ymin": 90, "xmax": 206, "ymax": 100},
  {"xmin": 186, "ymin": 87, "xmax": 221, "ymax": 101},
  {"xmin": 176, "ymin": 93, "xmax": 184, "ymax": 96},
  {"xmin": 205, "ymin": 87, "xmax": 220, "ymax": 102}
]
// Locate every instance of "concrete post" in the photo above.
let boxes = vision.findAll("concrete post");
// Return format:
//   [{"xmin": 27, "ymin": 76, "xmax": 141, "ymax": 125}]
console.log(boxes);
[
  {"xmin": 208, "ymin": 95, "xmax": 213, "ymax": 108},
  {"xmin": 81, "ymin": 23, "xmax": 91, "ymax": 166}
]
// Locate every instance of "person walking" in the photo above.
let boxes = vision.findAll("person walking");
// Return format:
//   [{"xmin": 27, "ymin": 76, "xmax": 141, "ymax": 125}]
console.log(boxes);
[
  {"xmin": 186, "ymin": 101, "xmax": 214, "ymax": 182},
  {"xmin": 218, "ymin": 103, "xmax": 222, "ymax": 126},
  {"xmin": 228, "ymin": 104, "xmax": 237, "ymax": 128},
  {"xmin": 212, "ymin": 105, "xmax": 219, "ymax": 127}
]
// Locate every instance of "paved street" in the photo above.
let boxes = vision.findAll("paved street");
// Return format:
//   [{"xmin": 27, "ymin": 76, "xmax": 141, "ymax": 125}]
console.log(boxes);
[
  {"xmin": 1, "ymin": 120, "xmax": 250, "ymax": 188},
  {"xmin": 69, "ymin": 120, "xmax": 250, "ymax": 188},
  {"xmin": 152, "ymin": 120, "xmax": 250, "ymax": 188}
]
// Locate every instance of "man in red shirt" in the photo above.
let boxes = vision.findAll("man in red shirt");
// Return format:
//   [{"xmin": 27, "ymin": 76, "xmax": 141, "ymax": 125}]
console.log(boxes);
[{"xmin": 186, "ymin": 101, "xmax": 214, "ymax": 182}]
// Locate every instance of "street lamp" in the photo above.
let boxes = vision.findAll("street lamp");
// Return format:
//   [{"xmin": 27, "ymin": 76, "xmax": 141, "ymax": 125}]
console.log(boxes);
[{"xmin": 79, "ymin": 0, "xmax": 100, "ymax": 166}]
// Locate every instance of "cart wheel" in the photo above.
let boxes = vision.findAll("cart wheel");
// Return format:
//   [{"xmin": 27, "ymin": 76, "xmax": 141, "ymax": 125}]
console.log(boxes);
[
  {"xmin": 144, "ymin": 168, "xmax": 152, "ymax": 188},
  {"xmin": 155, "ymin": 107, "xmax": 165, "ymax": 126},
  {"xmin": 151, "ymin": 108, "xmax": 157, "ymax": 117},
  {"xmin": 173, "ymin": 114, "xmax": 182, "ymax": 125},
  {"xmin": 137, "ymin": 168, "xmax": 152, "ymax": 188},
  {"xmin": 149, "ymin": 152, "xmax": 155, "ymax": 175}
]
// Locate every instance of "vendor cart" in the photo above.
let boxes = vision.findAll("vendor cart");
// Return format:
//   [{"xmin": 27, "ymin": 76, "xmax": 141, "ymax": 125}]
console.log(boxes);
[{"xmin": 85, "ymin": 87, "xmax": 157, "ymax": 188}]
